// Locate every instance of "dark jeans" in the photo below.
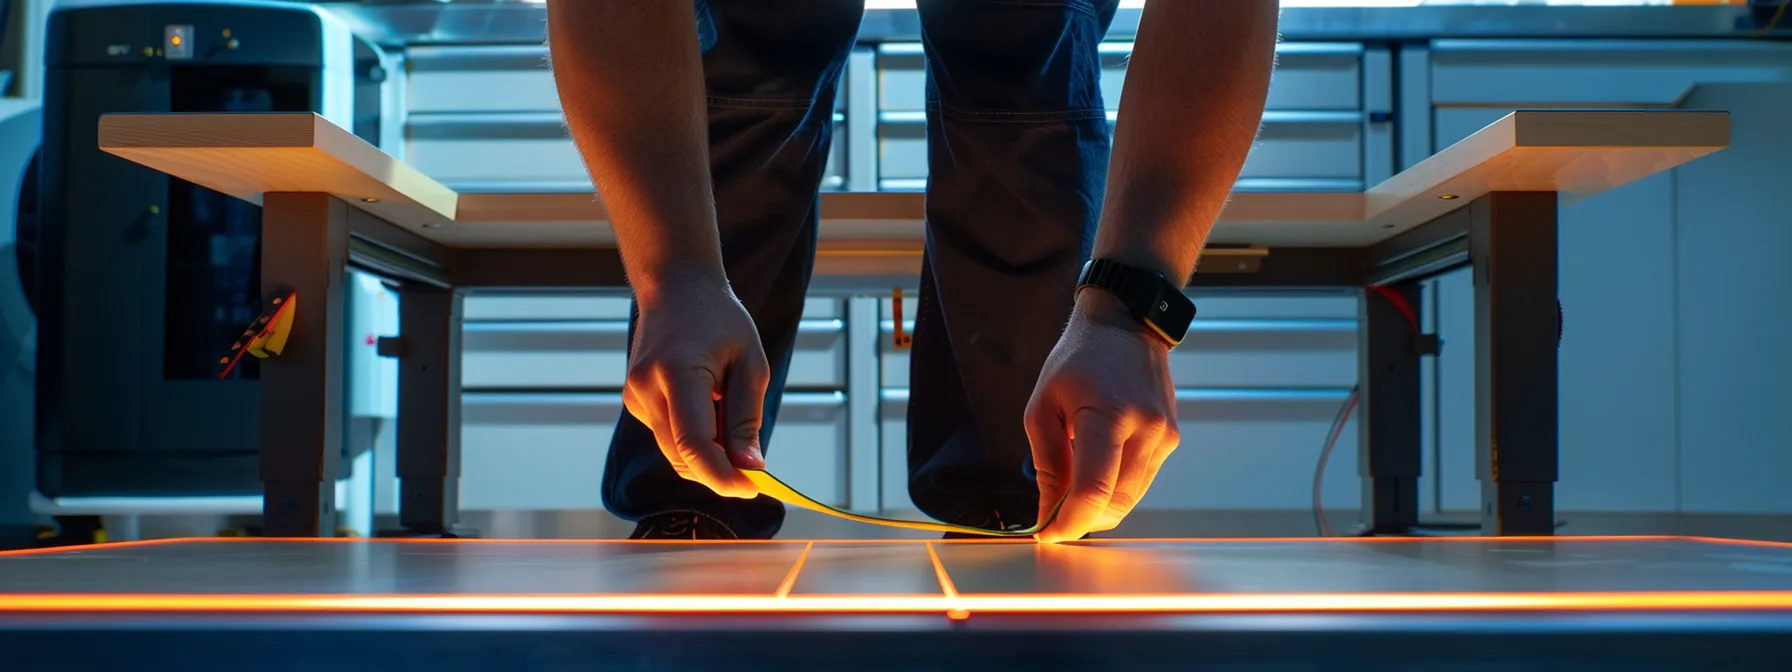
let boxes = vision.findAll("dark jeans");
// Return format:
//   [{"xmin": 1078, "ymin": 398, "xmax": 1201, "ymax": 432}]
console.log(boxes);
[{"xmin": 602, "ymin": 0, "xmax": 1120, "ymax": 538}]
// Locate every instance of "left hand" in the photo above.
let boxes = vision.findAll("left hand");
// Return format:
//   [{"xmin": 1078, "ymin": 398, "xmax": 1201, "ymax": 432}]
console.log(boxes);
[{"xmin": 1026, "ymin": 288, "xmax": 1181, "ymax": 543}]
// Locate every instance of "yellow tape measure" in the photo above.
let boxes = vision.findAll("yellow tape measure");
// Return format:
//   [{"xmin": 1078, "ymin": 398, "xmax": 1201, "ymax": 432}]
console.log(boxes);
[{"xmin": 741, "ymin": 469, "xmax": 1066, "ymax": 537}]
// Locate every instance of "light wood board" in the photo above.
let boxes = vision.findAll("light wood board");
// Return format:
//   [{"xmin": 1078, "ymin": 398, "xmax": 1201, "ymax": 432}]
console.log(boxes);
[{"xmin": 98, "ymin": 109, "xmax": 1728, "ymax": 251}]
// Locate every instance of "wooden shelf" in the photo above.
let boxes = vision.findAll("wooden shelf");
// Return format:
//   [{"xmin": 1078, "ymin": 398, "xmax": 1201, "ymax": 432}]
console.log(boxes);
[{"xmin": 98, "ymin": 109, "xmax": 1728, "ymax": 250}]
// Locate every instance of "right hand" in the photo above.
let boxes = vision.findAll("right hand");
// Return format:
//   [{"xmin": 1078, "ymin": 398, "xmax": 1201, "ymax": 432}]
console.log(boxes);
[{"xmin": 623, "ymin": 273, "xmax": 768, "ymax": 499}]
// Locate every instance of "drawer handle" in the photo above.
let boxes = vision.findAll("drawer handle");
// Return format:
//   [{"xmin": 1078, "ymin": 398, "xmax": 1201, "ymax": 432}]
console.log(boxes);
[{"xmin": 891, "ymin": 288, "xmax": 912, "ymax": 349}]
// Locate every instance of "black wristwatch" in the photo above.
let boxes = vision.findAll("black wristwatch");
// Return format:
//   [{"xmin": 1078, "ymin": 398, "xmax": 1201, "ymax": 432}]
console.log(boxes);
[{"xmin": 1076, "ymin": 259, "xmax": 1196, "ymax": 347}]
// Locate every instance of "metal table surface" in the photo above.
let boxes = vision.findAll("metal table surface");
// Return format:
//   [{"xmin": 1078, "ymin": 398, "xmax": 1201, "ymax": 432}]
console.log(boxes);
[{"xmin": 3, "ymin": 536, "xmax": 1792, "ymax": 669}]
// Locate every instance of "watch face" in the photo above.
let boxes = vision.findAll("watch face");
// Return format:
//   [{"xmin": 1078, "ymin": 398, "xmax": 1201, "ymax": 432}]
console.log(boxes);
[{"xmin": 1148, "ymin": 289, "xmax": 1196, "ymax": 343}]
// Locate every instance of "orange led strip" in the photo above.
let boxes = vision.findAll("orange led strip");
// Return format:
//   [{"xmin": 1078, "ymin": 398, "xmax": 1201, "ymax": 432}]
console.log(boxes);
[
  {"xmin": 1, "ymin": 534, "xmax": 1733, "ymax": 557},
  {"xmin": 774, "ymin": 543, "xmax": 814, "ymax": 599},
  {"xmin": 4, "ymin": 592, "xmax": 1792, "ymax": 614}
]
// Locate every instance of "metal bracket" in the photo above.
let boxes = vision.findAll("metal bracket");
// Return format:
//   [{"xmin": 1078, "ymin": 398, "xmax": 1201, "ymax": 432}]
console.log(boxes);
[
  {"xmin": 376, "ymin": 336, "xmax": 408, "ymax": 358},
  {"xmin": 1415, "ymin": 333, "xmax": 1442, "ymax": 357}
]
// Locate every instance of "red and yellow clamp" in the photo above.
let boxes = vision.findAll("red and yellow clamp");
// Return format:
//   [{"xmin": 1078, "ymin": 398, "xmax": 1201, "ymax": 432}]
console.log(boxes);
[{"xmin": 217, "ymin": 286, "xmax": 298, "ymax": 379}]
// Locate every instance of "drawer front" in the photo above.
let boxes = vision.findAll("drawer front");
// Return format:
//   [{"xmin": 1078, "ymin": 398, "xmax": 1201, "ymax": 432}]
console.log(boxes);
[
  {"xmin": 1429, "ymin": 39, "xmax": 1792, "ymax": 107},
  {"xmin": 407, "ymin": 118, "xmax": 846, "ymax": 192},
  {"xmin": 462, "ymin": 319, "xmax": 847, "ymax": 390},
  {"xmin": 405, "ymin": 45, "xmax": 849, "ymax": 190},
  {"xmin": 463, "ymin": 295, "xmax": 841, "ymax": 322},
  {"xmin": 877, "ymin": 294, "xmax": 1360, "ymax": 389},
  {"xmin": 461, "ymin": 392, "xmax": 848, "ymax": 510},
  {"xmin": 408, "ymin": 45, "xmax": 852, "ymax": 114},
  {"xmin": 877, "ymin": 389, "xmax": 1358, "ymax": 512},
  {"xmin": 408, "ymin": 46, "xmax": 561, "ymax": 113},
  {"xmin": 876, "ymin": 111, "xmax": 1362, "ymax": 185},
  {"xmin": 876, "ymin": 42, "xmax": 1362, "ymax": 112}
]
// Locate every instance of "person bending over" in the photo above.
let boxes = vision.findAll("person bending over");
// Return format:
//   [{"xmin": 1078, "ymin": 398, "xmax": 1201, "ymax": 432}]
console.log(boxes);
[{"xmin": 544, "ymin": 0, "xmax": 1278, "ymax": 543}]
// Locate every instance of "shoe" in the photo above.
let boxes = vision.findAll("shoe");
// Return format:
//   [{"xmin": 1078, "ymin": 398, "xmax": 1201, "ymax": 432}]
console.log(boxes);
[
  {"xmin": 941, "ymin": 510, "xmax": 1033, "ymax": 540},
  {"xmin": 629, "ymin": 510, "xmax": 740, "ymax": 540}
]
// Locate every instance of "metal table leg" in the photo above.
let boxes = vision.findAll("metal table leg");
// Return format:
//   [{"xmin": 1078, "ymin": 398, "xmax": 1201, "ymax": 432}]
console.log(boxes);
[
  {"xmin": 393, "ymin": 285, "xmax": 466, "ymax": 536},
  {"xmin": 1470, "ymin": 191, "xmax": 1559, "ymax": 536},
  {"xmin": 1358, "ymin": 282, "xmax": 1423, "ymax": 535},
  {"xmin": 258, "ymin": 193, "xmax": 348, "ymax": 537}
]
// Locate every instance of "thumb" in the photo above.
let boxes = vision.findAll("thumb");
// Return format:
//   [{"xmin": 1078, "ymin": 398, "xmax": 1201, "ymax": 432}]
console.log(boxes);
[
  {"xmin": 1025, "ymin": 395, "xmax": 1071, "ymax": 530},
  {"xmin": 721, "ymin": 350, "xmax": 770, "ymax": 469}
]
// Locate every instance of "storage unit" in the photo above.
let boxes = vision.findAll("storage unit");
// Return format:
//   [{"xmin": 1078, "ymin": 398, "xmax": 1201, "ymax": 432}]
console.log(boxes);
[
  {"xmin": 873, "ymin": 42, "xmax": 1377, "ymax": 192},
  {"xmin": 456, "ymin": 296, "xmax": 851, "ymax": 511},
  {"xmin": 406, "ymin": 37, "xmax": 1385, "ymax": 517},
  {"xmin": 875, "ymin": 294, "xmax": 1361, "ymax": 513},
  {"xmin": 403, "ymin": 46, "xmax": 848, "ymax": 192}
]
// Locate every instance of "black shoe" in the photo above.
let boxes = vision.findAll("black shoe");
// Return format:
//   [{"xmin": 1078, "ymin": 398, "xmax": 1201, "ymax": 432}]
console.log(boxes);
[
  {"xmin": 942, "ymin": 510, "xmax": 1033, "ymax": 540},
  {"xmin": 629, "ymin": 510, "xmax": 740, "ymax": 540}
]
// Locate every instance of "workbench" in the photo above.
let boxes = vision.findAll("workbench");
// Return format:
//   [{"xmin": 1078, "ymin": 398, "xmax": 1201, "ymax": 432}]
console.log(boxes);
[
  {"xmin": 93, "ymin": 109, "xmax": 1729, "ymax": 538},
  {"xmin": 3, "ymin": 536, "xmax": 1790, "ymax": 669}
]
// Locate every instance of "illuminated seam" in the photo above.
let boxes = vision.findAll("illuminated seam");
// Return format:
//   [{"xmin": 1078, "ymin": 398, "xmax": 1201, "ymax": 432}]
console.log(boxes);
[
  {"xmin": 0, "ymin": 534, "xmax": 1715, "ymax": 557},
  {"xmin": 775, "ymin": 543, "xmax": 814, "ymax": 599},
  {"xmin": 924, "ymin": 543, "xmax": 958, "ymax": 599},
  {"xmin": 6, "ymin": 592, "xmax": 1792, "ymax": 614}
]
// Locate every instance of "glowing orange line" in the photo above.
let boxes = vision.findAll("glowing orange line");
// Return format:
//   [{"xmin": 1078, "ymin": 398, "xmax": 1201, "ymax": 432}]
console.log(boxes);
[
  {"xmin": 0, "ymin": 534, "xmax": 1719, "ymax": 555},
  {"xmin": 0, "ymin": 538, "xmax": 194, "ymax": 557},
  {"xmin": 5, "ymin": 592, "xmax": 1792, "ymax": 614},
  {"xmin": 924, "ymin": 542, "xmax": 958, "ymax": 599},
  {"xmin": 4, "ymin": 534, "xmax": 1784, "ymax": 558},
  {"xmin": 1685, "ymin": 536, "xmax": 1792, "ymax": 549},
  {"xmin": 774, "ymin": 543, "xmax": 814, "ymax": 599}
]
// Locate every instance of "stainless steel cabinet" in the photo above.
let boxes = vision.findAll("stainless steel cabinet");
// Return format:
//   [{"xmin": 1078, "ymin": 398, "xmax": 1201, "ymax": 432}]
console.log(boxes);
[
  {"xmin": 873, "ymin": 42, "xmax": 1372, "ymax": 192},
  {"xmin": 403, "ymin": 46, "xmax": 848, "ymax": 191},
  {"xmin": 458, "ymin": 296, "xmax": 849, "ymax": 511},
  {"xmin": 460, "ymin": 391, "xmax": 849, "ymax": 511},
  {"xmin": 873, "ymin": 295, "xmax": 1360, "ymax": 512}
]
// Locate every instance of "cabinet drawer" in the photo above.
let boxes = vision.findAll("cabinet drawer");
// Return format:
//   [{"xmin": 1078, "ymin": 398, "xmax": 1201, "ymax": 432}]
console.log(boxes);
[
  {"xmin": 878, "ymin": 318, "xmax": 1356, "ymax": 390},
  {"xmin": 875, "ymin": 110, "xmax": 1361, "ymax": 184},
  {"xmin": 464, "ymin": 296, "xmax": 841, "ymax": 322},
  {"xmin": 462, "ymin": 319, "xmax": 848, "ymax": 390},
  {"xmin": 464, "ymin": 295, "xmax": 636, "ymax": 322},
  {"xmin": 407, "ymin": 46, "xmax": 561, "ymax": 113},
  {"xmin": 877, "ymin": 389, "xmax": 1358, "ymax": 512},
  {"xmin": 408, "ymin": 44, "xmax": 852, "ymax": 114},
  {"xmin": 878, "ymin": 293, "xmax": 1359, "ymax": 319},
  {"xmin": 876, "ymin": 42, "xmax": 1362, "ymax": 112},
  {"xmin": 876, "ymin": 294, "xmax": 1360, "ymax": 389},
  {"xmin": 461, "ymin": 392, "xmax": 848, "ymax": 510},
  {"xmin": 407, "ymin": 118, "xmax": 847, "ymax": 191},
  {"xmin": 1429, "ymin": 39, "xmax": 1792, "ymax": 107}
]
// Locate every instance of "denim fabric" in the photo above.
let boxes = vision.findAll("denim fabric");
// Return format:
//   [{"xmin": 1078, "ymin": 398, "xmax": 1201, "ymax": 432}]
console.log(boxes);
[{"xmin": 602, "ymin": 0, "xmax": 1120, "ymax": 538}]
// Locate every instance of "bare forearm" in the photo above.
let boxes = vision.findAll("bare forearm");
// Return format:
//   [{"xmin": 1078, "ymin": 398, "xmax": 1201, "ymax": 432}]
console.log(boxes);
[
  {"xmin": 1094, "ymin": 0, "xmax": 1279, "ymax": 285},
  {"xmin": 546, "ymin": 1, "xmax": 722, "ymax": 303}
]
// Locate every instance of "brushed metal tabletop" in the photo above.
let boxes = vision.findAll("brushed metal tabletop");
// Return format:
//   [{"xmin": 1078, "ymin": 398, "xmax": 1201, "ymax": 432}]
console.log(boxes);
[{"xmin": 3, "ymin": 536, "xmax": 1790, "ymax": 612}]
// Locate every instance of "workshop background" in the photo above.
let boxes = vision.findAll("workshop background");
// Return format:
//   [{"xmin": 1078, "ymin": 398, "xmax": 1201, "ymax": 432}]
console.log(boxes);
[{"xmin": 1, "ymin": 0, "xmax": 1789, "ymax": 547}]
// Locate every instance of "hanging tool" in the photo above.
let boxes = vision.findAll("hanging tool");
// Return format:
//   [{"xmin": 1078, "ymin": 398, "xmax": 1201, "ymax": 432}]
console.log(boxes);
[{"xmin": 217, "ymin": 286, "xmax": 297, "ymax": 379}]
